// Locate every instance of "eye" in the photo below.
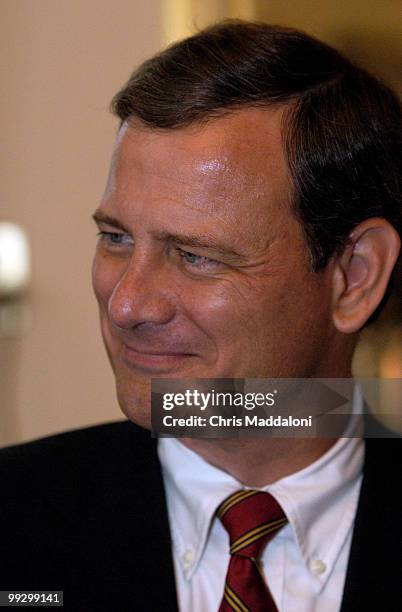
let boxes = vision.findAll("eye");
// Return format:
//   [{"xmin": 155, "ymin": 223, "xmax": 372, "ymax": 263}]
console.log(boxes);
[
  {"xmin": 97, "ymin": 231, "xmax": 132, "ymax": 246},
  {"xmin": 178, "ymin": 249, "xmax": 218, "ymax": 269},
  {"xmin": 181, "ymin": 251, "xmax": 202, "ymax": 264}
]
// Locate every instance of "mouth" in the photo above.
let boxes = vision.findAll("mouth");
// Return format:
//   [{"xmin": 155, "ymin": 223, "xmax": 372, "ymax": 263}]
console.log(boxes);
[{"xmin": 121, "ymin": 343, "xmax": 196, "ymax": 374}]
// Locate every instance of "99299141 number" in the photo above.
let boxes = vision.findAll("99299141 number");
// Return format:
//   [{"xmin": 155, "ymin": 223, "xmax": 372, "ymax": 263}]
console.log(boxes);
[{"xmin": 0, "ymin": 592, "xmax": 63, "ymax": 607}]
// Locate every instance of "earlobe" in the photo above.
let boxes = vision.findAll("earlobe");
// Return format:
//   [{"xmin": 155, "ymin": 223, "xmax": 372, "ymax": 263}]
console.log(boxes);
[{"xmin": 332, "ymin": 219, "xmax": 401, "ymax": 333}]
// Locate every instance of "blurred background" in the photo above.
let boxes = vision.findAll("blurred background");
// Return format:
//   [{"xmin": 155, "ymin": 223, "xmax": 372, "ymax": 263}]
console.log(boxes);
[{"xmin": 1, "ymin": 0, "xmax": 401, "ymax": 447}]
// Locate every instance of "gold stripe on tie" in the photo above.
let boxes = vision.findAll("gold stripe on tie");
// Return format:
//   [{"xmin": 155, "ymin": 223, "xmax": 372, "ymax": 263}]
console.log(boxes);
[
  {"xmin": 218, "ymin": 490, "xmax": 259, "ymax": 519},
  {"xmin": 230, "ymin": 518, "xmax": 286, "ymax": 550},
  {"xmin": 230, "ymin": 518, "xmax": 288, "ymax": 554},
  {"xmin": 225, "ymin": 585, "xmax": 251, "ymax": 612},
  {"xmin": 218, "ymin": 490, "xmax": 257, "ymax": 518},
  {"xmin": 223, "ymin": 588, "xmax": 243, "ymax": 612}
]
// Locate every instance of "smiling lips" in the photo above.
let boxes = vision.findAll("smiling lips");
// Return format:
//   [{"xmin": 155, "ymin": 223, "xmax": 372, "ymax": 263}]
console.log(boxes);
[{"xmin": 121, "ymin": 342, "xmax": 196, "ymax": 373}]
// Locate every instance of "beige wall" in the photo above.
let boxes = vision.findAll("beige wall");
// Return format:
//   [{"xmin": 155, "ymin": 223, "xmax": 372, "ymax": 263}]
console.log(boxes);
[
  {"xmin": 0, "ymin": 0, "xmax": 162, "ymax": 446},
  {"xmin": 256, "ymin": 0, "xmax": 402, "ymax": 96}
]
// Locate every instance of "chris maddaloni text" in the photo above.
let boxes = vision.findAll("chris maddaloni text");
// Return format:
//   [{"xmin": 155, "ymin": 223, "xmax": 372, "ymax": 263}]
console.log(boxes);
[{"xmin": 162, "ymin": 415, "xmax": 313, "ymax": 428}]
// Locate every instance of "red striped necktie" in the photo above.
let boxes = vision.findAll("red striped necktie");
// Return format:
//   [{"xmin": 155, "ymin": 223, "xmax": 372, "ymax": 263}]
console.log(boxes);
[{"xmin": 217, "ymin": 490, "xmax": 288, "ymax": 612}]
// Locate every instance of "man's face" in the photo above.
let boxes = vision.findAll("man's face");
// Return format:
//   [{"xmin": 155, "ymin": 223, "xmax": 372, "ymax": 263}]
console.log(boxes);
[{"xmin": 92, "ymin": 108, "xmax": 336, "ymax": 427}]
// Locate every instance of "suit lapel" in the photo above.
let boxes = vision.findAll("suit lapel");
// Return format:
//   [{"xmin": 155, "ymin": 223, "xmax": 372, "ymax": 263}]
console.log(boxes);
[
  {"xmin": 44, "ymin": 421, "xmax": 179, "ymax": 611},
  {"xmin": 340, "ymin": 438, "xmax": 402, "ymax": 610}
]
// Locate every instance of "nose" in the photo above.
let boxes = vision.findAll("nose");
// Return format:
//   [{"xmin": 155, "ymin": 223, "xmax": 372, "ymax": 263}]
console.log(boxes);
[{"xmin": 108, "ymin": 256, "xmax": 176, "ymax": 330}]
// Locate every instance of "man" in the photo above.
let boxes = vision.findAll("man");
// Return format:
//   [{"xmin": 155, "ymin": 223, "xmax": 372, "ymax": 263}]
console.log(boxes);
[{"xmin": 0, "ymin": 21, "xmax": 401, "ymax": 612}]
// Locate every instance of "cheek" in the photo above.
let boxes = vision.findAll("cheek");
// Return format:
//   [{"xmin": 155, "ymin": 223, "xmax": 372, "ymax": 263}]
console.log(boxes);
[
  {"xmin": 189, "ymin": 272, "xmax": 324, "ymax": 353},
  {"xmin": 186, "ymin": 279, "xmax": 258, "ymax": 346},
  {"xmin": 183, "ymin": 279, "xmax": 283, "ymax": 377}
]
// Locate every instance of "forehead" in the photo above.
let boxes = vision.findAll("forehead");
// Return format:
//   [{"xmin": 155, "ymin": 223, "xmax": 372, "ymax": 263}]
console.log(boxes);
[
  {"xmin": 104, "ymin": 107, "xmax": 295, "ymax": 252},
  {"xmin": 111, "ymin": 107, "xmax": 289, "ymax": 191}
]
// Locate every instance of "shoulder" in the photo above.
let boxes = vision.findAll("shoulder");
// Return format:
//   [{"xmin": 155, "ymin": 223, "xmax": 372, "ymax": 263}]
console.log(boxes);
[
  {"xmin": 0, "ymin": 419, "xmax": 153, "ymax": 462},
  {"xmin": 0, "ymin": 420, "xmax": 158, "ymax": 508},
  {"xmin": 342, "ymin": 437, "xmax": 402, "ymax": 609},
  {"xmin": 0, "ymin": 418, "xmax": 153, "ymax": 459},
  {"xmin": 0, "ymin": 423, "xmax": 175, "ymax": 608},
  {"xmin": 364, "ymin": 436, "xmax": 401, "ymax": 466},
  {"xmin": 354, "ymin": 438, "xmax": 402, "ymax": 534}
]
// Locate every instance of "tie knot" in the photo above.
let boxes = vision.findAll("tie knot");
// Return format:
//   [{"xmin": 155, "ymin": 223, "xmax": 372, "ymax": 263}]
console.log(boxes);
[{"xmin": 217, "ymin": 490, "xmax": 287, "ymax": 558}]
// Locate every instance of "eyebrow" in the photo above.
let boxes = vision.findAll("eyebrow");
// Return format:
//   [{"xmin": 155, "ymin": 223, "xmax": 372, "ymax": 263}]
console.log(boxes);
[
  {"xmin": 92, "ymin": 210, "xmax": 246, "ymax": 260},
  {"xmin": 92, "ymin": 211, "xmax": 131, "ymax": 233},
  {"xmin": 153, "ymin": 230, "xmax": 246, "ymax": 260}
]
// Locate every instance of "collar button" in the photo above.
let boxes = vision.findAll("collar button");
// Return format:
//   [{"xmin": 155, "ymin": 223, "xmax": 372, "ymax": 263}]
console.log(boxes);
[
  {"xmin": 182, "ymin": 549, "xmax": 195, "ymax": 570},
  {"xmin": 310, "ymin": 559, "xmax": 326, "ymax": 575}
]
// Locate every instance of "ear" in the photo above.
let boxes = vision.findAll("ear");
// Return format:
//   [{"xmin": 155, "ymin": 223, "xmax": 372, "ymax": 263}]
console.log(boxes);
[{"xmin": 331, "ymin": 218, "xmax": 401, "ymax": 333}]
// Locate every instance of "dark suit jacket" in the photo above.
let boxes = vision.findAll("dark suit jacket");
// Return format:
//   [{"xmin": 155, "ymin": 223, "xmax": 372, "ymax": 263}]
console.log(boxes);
[{"xmin": 0, "ymin": 420, "xmax": 400, "ymax": 611}]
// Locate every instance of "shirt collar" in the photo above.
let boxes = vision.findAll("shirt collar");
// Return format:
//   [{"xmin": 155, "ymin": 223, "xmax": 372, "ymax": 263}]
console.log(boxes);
[
  {"xmin": 267, "ymin": 431, "xmax": 364, "ymax": 588},
  {"xmin": 158, "ymin": 436, "xmax": 242, "ymax": 579},
  {"xmin": 158, "ymin": 387, "xmax": 364, "ymax": 584}
]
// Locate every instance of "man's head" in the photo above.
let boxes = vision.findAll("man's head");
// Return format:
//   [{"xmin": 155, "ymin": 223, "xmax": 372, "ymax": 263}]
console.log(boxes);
[{"xmin": 92, "ymin": 21, "xmax": 401, "ymax": 428}]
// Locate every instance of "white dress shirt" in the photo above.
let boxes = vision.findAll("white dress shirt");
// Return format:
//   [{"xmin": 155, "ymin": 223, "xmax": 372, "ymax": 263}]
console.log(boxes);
[{"xmin": 158, "ymin": 400, "xmax": 364, "ymax": 612}]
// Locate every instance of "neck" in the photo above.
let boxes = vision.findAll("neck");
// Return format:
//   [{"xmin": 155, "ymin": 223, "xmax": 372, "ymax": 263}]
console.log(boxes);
[
  {"xmin": 180, "ymin": 437, "xmax": 337, "ymax": 486},
  {"xmin": 181, "ymin": 359, "xmax": 355, "ymax": 486}
]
